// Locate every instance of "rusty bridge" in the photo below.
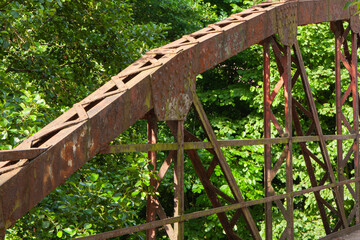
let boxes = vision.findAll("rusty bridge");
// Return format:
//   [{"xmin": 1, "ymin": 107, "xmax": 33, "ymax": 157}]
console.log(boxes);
[{"xmin": 1, "ymin": 0, "xmax": 360, "ymax": 239}]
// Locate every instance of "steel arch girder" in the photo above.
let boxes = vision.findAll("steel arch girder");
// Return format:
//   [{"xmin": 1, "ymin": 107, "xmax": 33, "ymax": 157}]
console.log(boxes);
[{"xmin": 0, "ymin": 0, "xmax": 358, "ymax": 235}]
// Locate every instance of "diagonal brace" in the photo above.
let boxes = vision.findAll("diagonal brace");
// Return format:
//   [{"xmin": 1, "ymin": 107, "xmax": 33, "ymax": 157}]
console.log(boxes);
[{"xmin": 191, "ymin": 89, "xmax": 261, "ymax": 240}]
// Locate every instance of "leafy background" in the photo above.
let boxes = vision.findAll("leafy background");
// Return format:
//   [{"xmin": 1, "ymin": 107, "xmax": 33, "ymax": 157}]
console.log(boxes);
[{"xmin": 1, "ymin": 0, "xmax": 357, "ymax": 239}]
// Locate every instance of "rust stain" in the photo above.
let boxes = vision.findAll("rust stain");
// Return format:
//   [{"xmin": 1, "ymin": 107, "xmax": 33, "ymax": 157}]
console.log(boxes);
[
  {"xmin": 0, "ymin": 1, "xmax": 359, "ymax": 239},
  {"xmin": 11, "ymin": 199, "xmax": 20, "ymax": 215}
]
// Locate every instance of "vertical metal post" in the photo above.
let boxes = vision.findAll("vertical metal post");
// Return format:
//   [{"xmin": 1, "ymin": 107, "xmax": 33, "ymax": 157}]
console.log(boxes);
[
  {"xmin": 0, "ymin": 207, "xmax": 4, "ymax": 240},
  {"xmin": 327, "ymin": 22, "xmax": 349, "ymax": 229},
  {"xmin": 174, "ymin": 120, "xmax": 184, "ymax": 240},
  {"xmin": 0, "ymin": 230, "xmax": 4, "ymax": 240},
  {"xmin": 334, "ymin": 24, "xmax": 344, "ymax": 201},
  {"xmin": 146, "ymin": 113, "xmax": 157, "ymax": 240},
  {"xmin": 351, "ymin": 31, "xmax": 359, "ymax": 224},
  {"xmin": 263, "ymin": 39, "xmax": 273, "ymax": 240},
  {"xmin": 332, "ymin": 21, "xmax": 359, "ymax": 228},
  {"xmin": 283, "ymin": 45, "xmax": 294, "ymax": 239},
  {"xmin": 0, "ymin": 197, "xmax": 4, "ymax": 240}
]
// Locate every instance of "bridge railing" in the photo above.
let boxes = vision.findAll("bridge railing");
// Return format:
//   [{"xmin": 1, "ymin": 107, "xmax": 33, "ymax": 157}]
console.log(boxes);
[{"xmin": 1, "ymin": 1, "xmax": 360, "ymax": 239}]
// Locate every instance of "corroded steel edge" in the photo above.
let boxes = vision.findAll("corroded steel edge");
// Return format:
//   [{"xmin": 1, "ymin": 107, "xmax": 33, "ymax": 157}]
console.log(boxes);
[
  {"xmin": 0, "ymin": 76, "xmax": 154, "ymax": 229},
  {"xmin": 0, "ymin": 0, "xmax": 356, "ymax": 230}
]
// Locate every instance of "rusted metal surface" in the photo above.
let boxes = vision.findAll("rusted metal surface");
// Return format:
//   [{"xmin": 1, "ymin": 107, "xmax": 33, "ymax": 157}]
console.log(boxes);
[
  {"xmin": 331, "ymin": 19, "xmax": 360, "ymax": 228},
  {"xmin": 1, "ymin": 0, "xmax": 360, "ymax": 239},
  {"xmin": 168, "ymin": 120, "xmax": 247, "ymax": 239},
  {"xmin": 293, "ymin": 36, "xmax": 349, "ymax": 232},
  {"xmin": 99, "ymin": 134, "xmax": 358, "ymax": 153},
  {"xmin": 173, "ymin": 121, "xmax": 185, "ymax": 240},
  {"xmin": 0, "ymin": 75, "xmax": 154, "ymax": 230},
  {"xmin": 263, "ymin": 36, "xmax": 272, "ymax": 240},
  {"xmin": 0, "ymin": 148, "xmax": 47, "ymax": 162},
  {"xmin": 319, "ymin": 224, "xmax": 360, "ymax": 240},
  {"xmin": 192, "ymin": 90, "xmax": 262, "ymax": 239},
  {"xmin": 263, "ymin": 36, "xmax": 294, "ymax": 239},
  {"xmin": 146, "ymin": 113, "xmax": 157, "ymax": 240}
]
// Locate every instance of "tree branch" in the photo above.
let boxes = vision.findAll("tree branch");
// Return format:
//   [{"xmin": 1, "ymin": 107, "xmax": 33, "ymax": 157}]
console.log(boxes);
[{"xmin": 5, "ymin": 68, "xmax": 37, "ymax": 73}]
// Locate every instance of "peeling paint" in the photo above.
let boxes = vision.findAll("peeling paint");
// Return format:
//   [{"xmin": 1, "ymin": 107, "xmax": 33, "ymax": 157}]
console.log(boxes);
[
  {"xmin": 0, "ymin": 1, "xmax": 358, "ymax": 238},
  {"xmin": 145, "ymin": 90, "xmax": 152, "ymax": 110},
  {"xmin": 164, "ymin": 93, "xmax": 192, "ymax": 120},
  {"xmin": 72, "ymin": 143, "xmax": 76, "ymax": 156},
  {"xmin": 48, "ymin": 166, "xmax": 53, "ymax": 179},
  {"xmin": 80, "ymin": 125, "xmax": 87, "ymax": 138},
  {"xmin": 276, "ymin": 3, "xmax": 297, "ymax": 46}
]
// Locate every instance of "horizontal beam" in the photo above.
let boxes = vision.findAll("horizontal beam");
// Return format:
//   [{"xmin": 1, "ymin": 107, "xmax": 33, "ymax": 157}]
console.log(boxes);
[
  {"xmin": 0, "ymin": 148, "xmax": 48, "ymax": 162},
  {"xmin": 100, "ymin": 134, "xmax": 358, "ymax": 153},
  {"xmin": 1, "ymin": 0, "xmax": 357, "ymax": 232},
  {"xmin": 75, "ymin": 177, "xmax": 360, "ymax": 239},
  {"xmin": 318, "ymin": 224, "xmax": 360, "ymax": 240}
]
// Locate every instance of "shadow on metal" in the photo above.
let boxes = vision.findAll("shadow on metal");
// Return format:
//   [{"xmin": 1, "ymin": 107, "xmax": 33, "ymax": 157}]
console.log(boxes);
[{"xmin": 1, "ymin": 0, "xmax": 360, "ymax": 239}]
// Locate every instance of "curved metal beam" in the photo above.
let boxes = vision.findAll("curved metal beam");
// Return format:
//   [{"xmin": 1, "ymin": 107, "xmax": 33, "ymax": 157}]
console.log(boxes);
[{"xmin": 0, "ymin": 0, "xmax": 357, "ymax": 235}]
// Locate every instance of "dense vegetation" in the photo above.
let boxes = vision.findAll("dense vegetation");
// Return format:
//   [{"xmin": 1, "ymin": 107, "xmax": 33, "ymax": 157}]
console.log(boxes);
[{"xmin": 1, "ymin": 0, "xmax": 356, "ymax": 239}]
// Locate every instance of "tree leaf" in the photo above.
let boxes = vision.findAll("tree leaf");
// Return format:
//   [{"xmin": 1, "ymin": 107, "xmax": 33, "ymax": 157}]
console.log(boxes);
[
  {"xmin": 89, "ymin": 173, "xmax": 99, "ymax": 182},
  {"xmin": 57, "ymin": 231, "xmax": 63, "ymax": 237}
]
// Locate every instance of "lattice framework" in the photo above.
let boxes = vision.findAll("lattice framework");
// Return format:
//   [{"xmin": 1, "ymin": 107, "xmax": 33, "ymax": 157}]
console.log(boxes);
[{"xmin": 1, "ymin": 1, "xmax": 360, "ymax": 239}]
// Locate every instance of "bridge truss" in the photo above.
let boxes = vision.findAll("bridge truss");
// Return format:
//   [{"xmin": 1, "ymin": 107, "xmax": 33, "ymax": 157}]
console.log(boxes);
[{"xmin": 1, "ymin": 0, "xmax": 360, "ymax": 239}]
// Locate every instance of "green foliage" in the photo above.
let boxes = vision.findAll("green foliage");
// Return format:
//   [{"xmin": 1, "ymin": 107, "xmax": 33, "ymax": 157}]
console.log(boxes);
[
  {"xmin": 2, "ymin": 0, "xmax": 220, "ymax": 239},
  {"xmin": 132, "ymin": 0, "xmax": 220, "ymax": 40},
  {"xmin": 7, "ymin": 152, "xmax": 155, "ymax": 239},
  {"xmin": 0, "ymin": 0, "xmax": 169, "ymax": 107},
  {"xmin": 202, "ymin": 0, "xmax": 257, "ymax": 15},
  {"xmin": 0, "ymin": 84, "xmax": 51, "ymax": 149},
  {"xmin": 2, "ymin": 0, "xmax": 356, "ymax": 239},
  {"xmin": 194, "ymin": 19, "xmax": 353, "ymax": 238}
]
